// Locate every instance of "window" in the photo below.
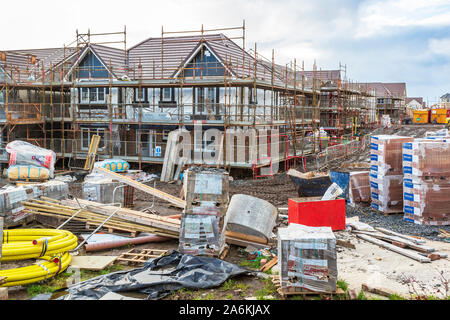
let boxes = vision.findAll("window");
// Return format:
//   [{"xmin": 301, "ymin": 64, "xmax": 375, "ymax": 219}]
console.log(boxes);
[
  {"xmin": 81, "ymin": 127, "xmax": 105, "ymax": 151},
  {"xmin": 135, "ymin": 88, "xmax": 147, "ymax": 102},
  {"xmin": 162, "ymin": 88, "xmax": 172, "ymax": 102},
  {"xmin": 80, "ymin": 87, "xmax": 107, "ymax": 104},
  {"xmin": 249, "ymin": 88, "xmax": 258, "ymax": 105},
  {"xmin": 162, "ymin": 130, "xmax": 170, "ymax": 141}
]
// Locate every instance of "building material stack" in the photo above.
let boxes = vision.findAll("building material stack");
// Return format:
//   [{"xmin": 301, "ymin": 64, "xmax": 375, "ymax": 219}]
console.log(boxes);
[
  {"xmin": 402, "ymin": 138, "xmax": 450, "ymax": 225},
  {"xmin": 179, "ymin": 167, "xmax": 229, "ymax": 257},
  {"xmin": 348, "ymin": 171, "xmax": 371, "ymax": 207},
  {"xmin": 0, "ymin": 180, "xmax": 68, "ymax": 227},
  {"xmin": 369, "ymin": 135, "xmax": 413, "ymax": 214},
  {"xmin": 277, "ymin": 223, "xmax": 337, "ymax": 294}
]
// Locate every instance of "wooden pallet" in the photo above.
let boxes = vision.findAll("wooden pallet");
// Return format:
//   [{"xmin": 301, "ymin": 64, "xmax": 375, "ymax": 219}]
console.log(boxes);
[
  {"xmin": 271, "ymin": 275, "xmax": 344, "ymax": 298},
  {"xmin": 115, "ymin": 248, "xmax": 168, "ymax": 266}
]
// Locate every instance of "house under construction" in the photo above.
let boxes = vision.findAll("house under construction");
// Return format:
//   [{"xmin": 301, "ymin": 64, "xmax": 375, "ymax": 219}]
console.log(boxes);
[{"xmin": 0, "ymin": 23, "xmax": 380, "ymax": 174}]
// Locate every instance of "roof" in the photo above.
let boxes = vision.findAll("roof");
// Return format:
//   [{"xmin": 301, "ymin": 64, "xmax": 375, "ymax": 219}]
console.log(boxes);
[
  {"xmin": 360, "ymin": 82, "xmax": 406, "ymax": 98},
  {"xmin": 127, "ymin": 33, "xmax": 284, "ymax": 83},
  {"xmin": 406, "ymin": 97, "xmax": 423, "ymax": 105},
  {"xmin": 441, "ymin": 93, "xmax": 450, "ymax": 99}
]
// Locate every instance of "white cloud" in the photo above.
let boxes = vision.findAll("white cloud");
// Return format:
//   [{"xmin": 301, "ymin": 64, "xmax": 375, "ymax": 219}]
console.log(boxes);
[
  {"xmin": 355, "ymin": 0, "xmax": 450, "ymax": 38},
  {"xmin": 428, "ymin": 38, "xmax": 450, "ymax": 56}
]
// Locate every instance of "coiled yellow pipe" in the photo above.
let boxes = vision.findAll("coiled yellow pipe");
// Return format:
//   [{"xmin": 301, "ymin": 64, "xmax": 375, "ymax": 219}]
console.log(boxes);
[{"xmin": 1, "ymin": 229, "xmax": 78, "ymax": 287}]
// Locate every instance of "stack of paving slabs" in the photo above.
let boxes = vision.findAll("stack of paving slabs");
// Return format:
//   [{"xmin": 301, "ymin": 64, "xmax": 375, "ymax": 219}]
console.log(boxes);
[
  {"xmin": 277, "ymin": 223, "xmax": 337, "ymax": 294},
  {"xmin": 369, "ymin": 135, "xmax": 414, "ymax": 214},
  {"xmin": 179, "ymin": 167, "xmax": 229, "ymax": 257},
  {"xmin": 402, "ymin": 138, "xmax": 450, "ymax": 225}
]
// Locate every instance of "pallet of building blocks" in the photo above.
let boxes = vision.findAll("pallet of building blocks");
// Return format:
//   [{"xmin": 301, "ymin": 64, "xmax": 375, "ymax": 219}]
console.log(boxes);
[
  {"xmin": 348, "ymin": 171, "xmax": 370, "ymax": 207},
  {"xmin": 403, "ymin": 176, "xmax": 450, "ymax": 225},
  {"xmin": 179, "ymin": 167, "xmax": 229, "ymax": 257},
  {"xmin": 183, "ymin": 167, "xmax": 230, "ymax": 214},
  {"xmin": 370, "ymin": 173, "xmax": 403, "ymax": 213},
  {"xmin": 370, "ymin": 135, "xmax": 414, "ymax": 176},
  {"xmin": 402, "ymin": 140, "xmax": 450, "ymax": 177},
  {"xmin": 277, "ymin": 223, "xmax": 337, "ymax": 294},
  {"xmin": 82, "ymin": 180, "xmax": 124, "ymax": 204},
  {"xmin": 179, "ymin": 209, "xmax": 226, "ymax": 256},
  {"xmin": 0, "ymin": 180, "xmax": 68, "ymax": 226}
]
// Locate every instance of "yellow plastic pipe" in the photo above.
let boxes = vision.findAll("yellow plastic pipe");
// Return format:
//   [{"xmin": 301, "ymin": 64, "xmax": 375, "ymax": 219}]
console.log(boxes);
[{"xmin": 1, "ymin": 229, "xmax": 77, "ymax": 287}]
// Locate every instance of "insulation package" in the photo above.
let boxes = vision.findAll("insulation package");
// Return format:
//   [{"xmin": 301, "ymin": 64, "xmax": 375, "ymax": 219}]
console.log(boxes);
[
  {"xmin": 403, "ymin": 176, "xmax": 450, "ymax": 225},
  {"xmin": 402, "ymin": 139, "xmax": 450, "ymax": 177},
  {"xmin": 6, "ymin": 165, "xmax": 50, "ymax": 182},
  {"xmin": 370, "ymin": 135, "xmax": 414, "ymax": 176},
  {"xmin": 278, "ymin": 223, "xmax": 337, "ymax": 293},
  {"xmin": 348, "ymin": 171, "xmax": 370, "ymax": 207},
  {"xmin": 93, "ymin": 159, "xmax": 130, "ymax": 173},
  {"xmin": 0, "ymin": 180, "xmax": 68, "ymax": 226},
  {"xmin": 370, "ymin": 172, "xmax": 404, "ymax": 213},
  {"xmin": 179, "ymin": 167, "xmax": 229, "ymax": 257},
  {"xmin": 6, "ymin": 140, "xmax": 56, "ymax": 175}
]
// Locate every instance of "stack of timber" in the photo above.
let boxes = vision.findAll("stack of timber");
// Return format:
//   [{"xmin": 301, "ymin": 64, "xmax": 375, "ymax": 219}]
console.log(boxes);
[
  {"xmin": 351, "ymin": 226, "xmax": 447, "ymax": 263},
  {"xmin": 22, "ymin": 197, "xmax": 180, "ymax": 238}
]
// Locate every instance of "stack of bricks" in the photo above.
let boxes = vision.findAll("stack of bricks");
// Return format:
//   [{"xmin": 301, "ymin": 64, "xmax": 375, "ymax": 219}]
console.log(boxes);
[
  {"xmin": 369, "ymin": 135, "xmax": 414, "ymax": 214},
  {"xmin": 402, "ymin": 138, "xmax": 450, "ymax": 225},
  {"xmin": 179, "ymin": 167, "xmax": 229, "ymax": 257}
]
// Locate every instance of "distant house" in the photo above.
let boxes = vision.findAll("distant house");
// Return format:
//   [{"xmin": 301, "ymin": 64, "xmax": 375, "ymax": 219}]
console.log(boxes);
[
  {"xmin": 405, "ymin": 97, "xmax": 425, "ymax": 110},
  {"xmin": 440, "ymin": 93, "xmax": 450, "ymax": 108},
  {"xmin": 359, "ymin": 82, "xmax": 407, "ymax": 119}
]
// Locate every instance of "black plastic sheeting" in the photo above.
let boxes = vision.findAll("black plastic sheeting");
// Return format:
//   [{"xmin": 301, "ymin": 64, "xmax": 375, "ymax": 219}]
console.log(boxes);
[{"xmin": 54, "ymin": 250, "xmax": 254, "ymax": 300}]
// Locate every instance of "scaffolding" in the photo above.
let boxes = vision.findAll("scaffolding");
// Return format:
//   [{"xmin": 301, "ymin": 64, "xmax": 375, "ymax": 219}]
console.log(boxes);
[{"xmin": 0, "ymin": 23, "xmax": 377, "ymax": 175}]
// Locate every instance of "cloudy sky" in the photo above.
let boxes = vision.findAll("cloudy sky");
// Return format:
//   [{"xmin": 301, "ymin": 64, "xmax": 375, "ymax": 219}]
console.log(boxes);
[{"xmin": 2, "ymin": 0, "xmax": 450, "ymax": 103}]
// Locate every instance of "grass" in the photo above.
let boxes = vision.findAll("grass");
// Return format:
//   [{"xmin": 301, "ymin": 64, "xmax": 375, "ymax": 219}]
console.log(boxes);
[
  {"xmin": 388, "ymin": 293, "xmax": 406, "ymax": 300},
  {"xmin": 239, "ymin": 255, "xmax": 272, "ymax": 269},
  {"xmin": 255, "ymin": 278, "xmax": 277, "ymax": 300},
  {"xmin": 26, "ymin": 284, "xmax": 55, "ymax": 298},
  {"xmin": 337, "ymin": 279, "xmax": 349, "ymax": 292},
  {"xmin": 357, "ymin": 291, "xmax": 367, "ymax": 300}
]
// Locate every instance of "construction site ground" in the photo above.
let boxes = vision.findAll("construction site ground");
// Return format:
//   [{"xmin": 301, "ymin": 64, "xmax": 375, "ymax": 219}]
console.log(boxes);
[{"xmin": 3, "ymin": 124, "xmax": 450, "ymax": 300}]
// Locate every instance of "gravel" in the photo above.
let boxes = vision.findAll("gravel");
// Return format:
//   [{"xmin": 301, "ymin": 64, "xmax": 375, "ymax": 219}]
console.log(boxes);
[{"xmin": 346, "ymin": 205, "xmax": 450, "ymax": 242}]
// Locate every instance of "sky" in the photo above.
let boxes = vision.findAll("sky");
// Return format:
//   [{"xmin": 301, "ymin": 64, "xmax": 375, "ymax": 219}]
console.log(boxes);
[{"xmin": 2, "ymin": 0, "xmax": 450, "ymax": 103}]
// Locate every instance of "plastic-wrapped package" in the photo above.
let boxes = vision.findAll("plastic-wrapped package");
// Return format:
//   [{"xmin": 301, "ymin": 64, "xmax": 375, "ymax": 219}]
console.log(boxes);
[
  {"xmin": 403, "ymin": 176, "xmax": 450, "ymax": 225},
  {"xmin": 278, "ymin": 223, "xmax": 337, "ymax": 293},
  {"xmin": 179, "ymin": 167, "xmax": 229, "ymax": 257},
  {"xmin": 348, "ymin": 171, "xmax": 370, "ymax": 207},
  {"xmin": 6, "ymin": 165, "xmax": 50, "ymax": 181},
  {"xmin": 93, "ymin": 158, "xmax": 130, "ymax": 173},
  {"xmin": 402, "ymin": 140, "xmax": 450, "ymax": 177},
  {"xmin": 370, "ymin": 135, "xmax": 414, "ymax": 176},
  {"xmin": 6, "ymin": 140, "xmax": 56, "ymax": 173},
  {"xmin": 82, "ymin": 180, "xmax": 124, "ymax": 204},
  {"xmin": 370, "ymin": 172, "xmax": 404, "ymax": 213},
  {"xmin": 179, "ymin": 208, "xmax": 226, "ymax": 256}
]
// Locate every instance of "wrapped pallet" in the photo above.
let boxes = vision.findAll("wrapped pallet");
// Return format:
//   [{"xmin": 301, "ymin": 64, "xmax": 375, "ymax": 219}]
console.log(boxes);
[
  {"xmin": 370, "ymin": 172, "xmax": 404, "ymax": 213},
  {"xmin": 93, "ymin": 159, "xmax": 130, "ymax": 173},
  {"xmin": 370, "ymin": 135, "xmax": 414, "ymax": 176},
  {"xmin": 179, "ymin": 167, "xmax": 229, "ymax": 257},
  {"xmin": 403, "ymin": 176, "xmax": 450, "ymax": 225},
  {"xmin": 278, "ymin": 223, "xmax": 337, "ymax": 293},
  {"xmin": 370, "ymin": 135, "xmax": 413, "ymax": 214},
  {"xmin": 82, "ymin": 180, "xmax": 124, "ymax": 204},
  {"xmin": 402, "ymin": 139, "xmax": 450, "ymax": 177},
  {"xmin": 402, "ymin": 139, "xmax": 450, "ymax": 225},
  {"xmin": 348, "ymin": 171, "xmax": 370, "ymax": 207}
]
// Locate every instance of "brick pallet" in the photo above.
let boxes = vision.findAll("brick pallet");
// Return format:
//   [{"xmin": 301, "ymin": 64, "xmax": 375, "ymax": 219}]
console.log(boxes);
[{"xmin": 402, "ymin": 139, "xmax": 450, "ymax": 225}]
